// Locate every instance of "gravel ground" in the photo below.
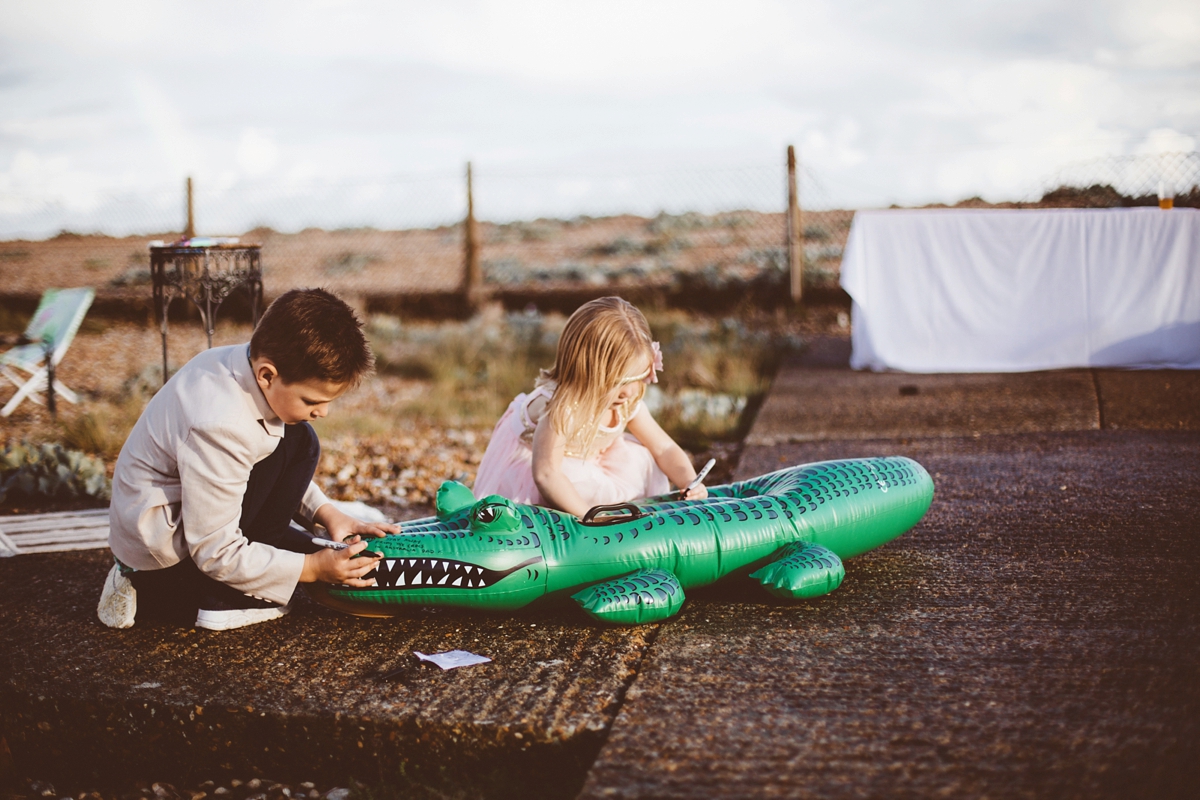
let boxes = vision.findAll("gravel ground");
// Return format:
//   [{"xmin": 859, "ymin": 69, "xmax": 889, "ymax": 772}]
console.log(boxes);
[{"xmin": 7, "ymin": 778, "xmax": 359, "ymax": 800}]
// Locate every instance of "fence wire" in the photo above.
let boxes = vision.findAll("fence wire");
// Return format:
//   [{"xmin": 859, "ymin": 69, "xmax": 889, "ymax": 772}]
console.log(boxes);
[
  {"xmin": 476, "ymin": 163, "xmax": 787, "ymax": 291},
  {"xmin": 1, "ymin": 151, "xmax": 1195, "ymax": 310},
  {"xmin": 1035, "ymin": 151, "xmax": 1200, "ymax": 205}
]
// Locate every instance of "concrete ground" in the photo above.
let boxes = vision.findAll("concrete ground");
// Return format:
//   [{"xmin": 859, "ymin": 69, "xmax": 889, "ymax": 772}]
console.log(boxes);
[
  {"xmin": 579, "ymin": 342, "xmax": 1200, "ymax": 799},
  {"xmin": 2, "ymin": 336, "xmax": 1198, "ymax": 798}
]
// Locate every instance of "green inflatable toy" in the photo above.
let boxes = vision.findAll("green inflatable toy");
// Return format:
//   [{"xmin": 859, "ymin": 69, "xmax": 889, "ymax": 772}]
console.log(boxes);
[{"xmin": 308, "ymin": 457, "xmax": 934, "ymax": 624}]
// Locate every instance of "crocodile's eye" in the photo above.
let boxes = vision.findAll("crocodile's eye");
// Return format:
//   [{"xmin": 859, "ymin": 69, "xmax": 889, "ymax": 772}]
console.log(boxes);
[{"xmin": 470, "ymin": 496, "xmax": 522, "ymax": 534}]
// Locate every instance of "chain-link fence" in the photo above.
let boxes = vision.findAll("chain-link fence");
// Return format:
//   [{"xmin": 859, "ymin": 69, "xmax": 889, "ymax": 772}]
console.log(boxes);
[
  {"xmin": 1034, "ymin": 151, "xmax": 1200, "ymax": 207},
  {"xmin": 1, "ymin": 150, "xmax": 1195, "ymax": 318},
  {"xmin": 0, "ymin": 158, "xmax": 820, "ymax": 314}
]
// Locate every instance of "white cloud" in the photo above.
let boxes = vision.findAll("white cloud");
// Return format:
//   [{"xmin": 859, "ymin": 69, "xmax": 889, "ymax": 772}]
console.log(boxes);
[
  {"xmin": 1115, "ymin": 0, "xmax": 1200, "ymax": 69},
  {"xmin": 126, "ymin": 72, "xmax": 202, "ymax": 178},
  {"xmin": 236, "ymin": 128, "xmax": 280, "ymax": 177},
  {"xmin": 1135, "ymin": 128, "xmax": 1197, "ymax": 155},
  {"xmin": 0, "ymin": 0, "xmax": 1198, "ymax": 234}
]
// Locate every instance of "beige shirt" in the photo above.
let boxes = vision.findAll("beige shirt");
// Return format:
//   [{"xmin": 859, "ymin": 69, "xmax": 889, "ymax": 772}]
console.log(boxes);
[{"xmin": 109, "ymin": 344, "xmax": 329, "ymax": 605}]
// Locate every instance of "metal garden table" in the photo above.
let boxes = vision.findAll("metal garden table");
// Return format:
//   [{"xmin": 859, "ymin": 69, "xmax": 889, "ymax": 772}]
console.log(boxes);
[{"xmin": 150, "ymin": 243, "xmax": 263, "ymax": 385}]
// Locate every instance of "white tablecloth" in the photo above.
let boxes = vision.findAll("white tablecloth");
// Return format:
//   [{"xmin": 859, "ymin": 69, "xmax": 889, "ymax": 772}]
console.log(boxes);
[{"xmin": 840, "ymin": 207, "xmax": 1200, "ymax": 372}]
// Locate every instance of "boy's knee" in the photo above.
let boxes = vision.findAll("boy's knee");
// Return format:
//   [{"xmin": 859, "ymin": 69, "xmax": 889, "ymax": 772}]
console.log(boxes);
[
  {"xmin": 286, "ymin": 421, "xmax": 320, "ymax": 461},
  {"xmin": 297, "ymin": 420, "xmax": 319, "ymax": 450}
]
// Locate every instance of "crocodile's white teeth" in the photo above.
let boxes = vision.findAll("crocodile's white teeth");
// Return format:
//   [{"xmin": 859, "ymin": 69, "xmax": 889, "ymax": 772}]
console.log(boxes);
[{"xmin": 368, "ymin": 555, "xmax": 514, "ymax": 589}]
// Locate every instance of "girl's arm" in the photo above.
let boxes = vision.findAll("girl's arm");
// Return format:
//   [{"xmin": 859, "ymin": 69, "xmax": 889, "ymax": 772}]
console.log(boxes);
[
  {"xmin": 626, "ymin": 408, "xmax": 708, "ymax": 500},
  {"xmin": 531, "ymin": 415, "xmax": 594, "ymax": 517}
]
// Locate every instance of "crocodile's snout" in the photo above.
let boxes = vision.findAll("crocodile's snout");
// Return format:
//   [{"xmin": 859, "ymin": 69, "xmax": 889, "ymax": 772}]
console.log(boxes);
[{"xmin": 368, "ymin": 555, "xmax": 540, "ymax": 589}]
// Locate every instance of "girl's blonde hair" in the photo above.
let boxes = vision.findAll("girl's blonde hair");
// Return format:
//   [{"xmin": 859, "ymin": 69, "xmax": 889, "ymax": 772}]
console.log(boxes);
[{"xmin": 539, "ymin": 296, "xmax": 654, "ymax": 455}]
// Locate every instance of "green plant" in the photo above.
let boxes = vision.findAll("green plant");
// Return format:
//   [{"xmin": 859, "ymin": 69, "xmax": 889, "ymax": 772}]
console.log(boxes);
[
  {"xmin": 364, "ymin": 310, "xmax": 798, "ymax": 451},
  {"xmin": 643, "ymin": 312, "xmax": 802, "ymax": 448},
  {"xmin": 369, "ymin": 311, "xmax": 562, "ymax": 426},
  {"xmin": 0, "ymin": 442, "xmax": 111, "ymax": 505},
  {"xmin": 58, "ymin": 375, "xmax": 154, "ymax": 461}
]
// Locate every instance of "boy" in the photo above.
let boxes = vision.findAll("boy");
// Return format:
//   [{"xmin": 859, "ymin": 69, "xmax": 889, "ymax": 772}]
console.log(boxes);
[{"xmin": 98, "ymin": 288, "xmax": 398, "ymax": 631}]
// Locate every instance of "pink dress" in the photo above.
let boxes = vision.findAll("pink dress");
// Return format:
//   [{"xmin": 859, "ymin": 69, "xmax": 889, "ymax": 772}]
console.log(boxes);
[{"xmin": 473, "ymin": 383, "xmax": 670, "ymax": 508}]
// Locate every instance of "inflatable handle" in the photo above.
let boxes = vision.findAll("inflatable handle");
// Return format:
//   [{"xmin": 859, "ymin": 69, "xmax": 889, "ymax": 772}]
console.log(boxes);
[{"xmin": 581, "ymin": 502, "xmax": 648, "ymax": 526}]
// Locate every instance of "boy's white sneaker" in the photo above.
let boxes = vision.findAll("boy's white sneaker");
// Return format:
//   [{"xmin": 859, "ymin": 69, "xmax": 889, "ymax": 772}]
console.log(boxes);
[
  {"xmin": 97, "ymin": 562, "xmax": 137, "ymax": 629},
  {"xmin": 195, "ymin": 603, "xmax": 291, "ymax": 631}
]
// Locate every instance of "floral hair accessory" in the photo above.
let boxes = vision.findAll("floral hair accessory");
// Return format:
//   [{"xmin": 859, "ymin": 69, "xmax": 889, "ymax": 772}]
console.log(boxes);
[
  {"xmin": 645, "ymin": 341, "xmax": 663, "ymax": 385},
  {"xmin": 619, "ymin": 341, "xmax": 664, "ymax": 385}
]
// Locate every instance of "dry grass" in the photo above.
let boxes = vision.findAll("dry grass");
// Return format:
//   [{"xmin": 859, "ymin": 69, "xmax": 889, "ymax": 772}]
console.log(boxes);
[{"xmin": 1, "ymin": 306, "xmax": 837, "ymax": 515}]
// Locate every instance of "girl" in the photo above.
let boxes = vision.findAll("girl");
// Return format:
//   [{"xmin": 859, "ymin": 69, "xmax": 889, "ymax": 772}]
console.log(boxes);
[{"xmin": 473, "ymin": 296, "xmax": 708, "ymax": 517}]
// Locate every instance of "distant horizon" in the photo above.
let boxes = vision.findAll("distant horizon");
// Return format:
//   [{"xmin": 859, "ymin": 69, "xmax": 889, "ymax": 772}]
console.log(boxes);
[{"xmin": 5, "ymin": 149, "xmax": 1198, "ymax": 242}]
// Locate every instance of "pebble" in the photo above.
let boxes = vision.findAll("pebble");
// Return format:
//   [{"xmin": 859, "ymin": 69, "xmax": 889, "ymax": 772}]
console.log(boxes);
[{"xmin": 26, "ymin": 780, "xmax": 336, "ymax": 800}]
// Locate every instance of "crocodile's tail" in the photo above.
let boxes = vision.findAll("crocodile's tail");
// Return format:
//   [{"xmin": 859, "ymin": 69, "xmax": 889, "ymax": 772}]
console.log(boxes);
[{"xmin": 641, "ymin": 456, "xmax": 935, "ymax": 560}]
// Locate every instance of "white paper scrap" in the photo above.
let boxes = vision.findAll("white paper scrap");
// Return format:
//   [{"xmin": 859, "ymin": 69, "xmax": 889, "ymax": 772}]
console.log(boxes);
[{"xmin": 414, "ymin": 649, "xmax": 492, "ymax": 670}]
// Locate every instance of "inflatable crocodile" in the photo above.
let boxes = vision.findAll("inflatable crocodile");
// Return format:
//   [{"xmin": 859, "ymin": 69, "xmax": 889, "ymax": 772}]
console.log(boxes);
[{"xmin": 308, "ymin": 456, "xmax": 934, "ymax": 624}]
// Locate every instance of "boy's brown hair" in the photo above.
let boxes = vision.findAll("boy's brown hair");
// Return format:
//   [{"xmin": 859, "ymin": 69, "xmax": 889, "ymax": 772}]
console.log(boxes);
[{"xmin": 249, "ymin": 288, "xmax": 373, "ymax": 385}]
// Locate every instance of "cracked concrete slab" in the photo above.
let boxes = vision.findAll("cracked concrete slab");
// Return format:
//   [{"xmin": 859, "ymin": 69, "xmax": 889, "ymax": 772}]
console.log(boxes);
[
  {"xmin": 747, "ymin": 363, "xmax": 1101, "ymax": 444},
  {"xmin": 0, "ymin": 555, "xmax": 654, "ymax": 798},
  {"xmin": 579, "ymin": 432, "xmax": 1200, "ymax": 799},
  {"xmin": 1095, "ymin": 369, "xmax": 1200, "ymax": 431}
]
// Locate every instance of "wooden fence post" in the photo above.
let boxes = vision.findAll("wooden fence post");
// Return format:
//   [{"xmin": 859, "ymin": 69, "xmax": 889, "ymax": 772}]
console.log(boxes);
[
  {"xmin": 184, "ymin": 176, "xmax": 195, "ymax": 240},
  {"xmin": 787, "ymin": 145, "xmax": 803, "ymax": 303},
  {"xmin": 463, "ymin": 162, "xmax": 482, "ymax": 310}
]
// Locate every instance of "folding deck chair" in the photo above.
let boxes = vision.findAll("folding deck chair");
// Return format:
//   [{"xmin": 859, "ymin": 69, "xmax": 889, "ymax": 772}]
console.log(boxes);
[{"xmin": 1, "ymin": 287, "xmax": 95, "ymax": 417}]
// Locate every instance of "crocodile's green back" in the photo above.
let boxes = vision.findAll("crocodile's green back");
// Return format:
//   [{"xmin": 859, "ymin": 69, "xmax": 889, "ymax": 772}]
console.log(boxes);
[
  {"xmin": 722, "ymin": 456, "xmax": 934, "ymax": 559},
  {"xmin": 317, "ymin": 456, "xmax": 934, "ymax": 615},
  {"xmin": 543, "ymin": 456, "xmax": 933, "ymax": 592}
]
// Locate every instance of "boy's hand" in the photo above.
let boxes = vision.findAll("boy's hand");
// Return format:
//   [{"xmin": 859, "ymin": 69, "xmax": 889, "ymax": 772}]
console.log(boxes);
[
  {"xmin": 314, "ymin": 503, "xmax": 402, "ymax": 543},
  {"xmin": 300, "ymin": 538, "xmax": 382, "ymax": 586},
  {"xmin": 680, "ymin": 483, "xmax": 709, "ymax": 501}
]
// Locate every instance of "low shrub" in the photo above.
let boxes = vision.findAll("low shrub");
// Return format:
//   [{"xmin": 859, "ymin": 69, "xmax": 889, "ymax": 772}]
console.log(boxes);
[{"xmin": 0, "ymin": 442, "xmax": 111, "ymax": 506}]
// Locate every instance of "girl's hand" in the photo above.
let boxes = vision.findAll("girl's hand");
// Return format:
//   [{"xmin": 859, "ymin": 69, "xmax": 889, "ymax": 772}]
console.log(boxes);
[
  {"xmin": 300, "ymin": 537, "xmax": 383, "ymax": 586},
  {"xmin": 680, "ymin": 483, "xmax": 709, "ymax": 501},
  {"xmin": 328, "ymin": 515, "xmax": 401, "ymax": 543},
  {"xmin": 315, "ymin": 504, "xmax": 402, "ymax": 543}
]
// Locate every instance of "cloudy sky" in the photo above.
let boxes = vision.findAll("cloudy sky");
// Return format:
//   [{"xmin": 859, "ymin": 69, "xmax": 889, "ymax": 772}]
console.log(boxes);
[{"xmin": 1, "ymin": 0, "xmax": 1197, "ymax": 237}]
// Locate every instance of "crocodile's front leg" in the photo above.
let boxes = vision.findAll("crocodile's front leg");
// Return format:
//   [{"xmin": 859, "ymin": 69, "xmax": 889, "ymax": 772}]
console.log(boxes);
[
  {"xmin": 571, "ymin": 568, "xmax": 685, "ymax": 624},
  {"xmin": 751, "ymin": 542, "xmax": 845, "ymax": 599}
]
